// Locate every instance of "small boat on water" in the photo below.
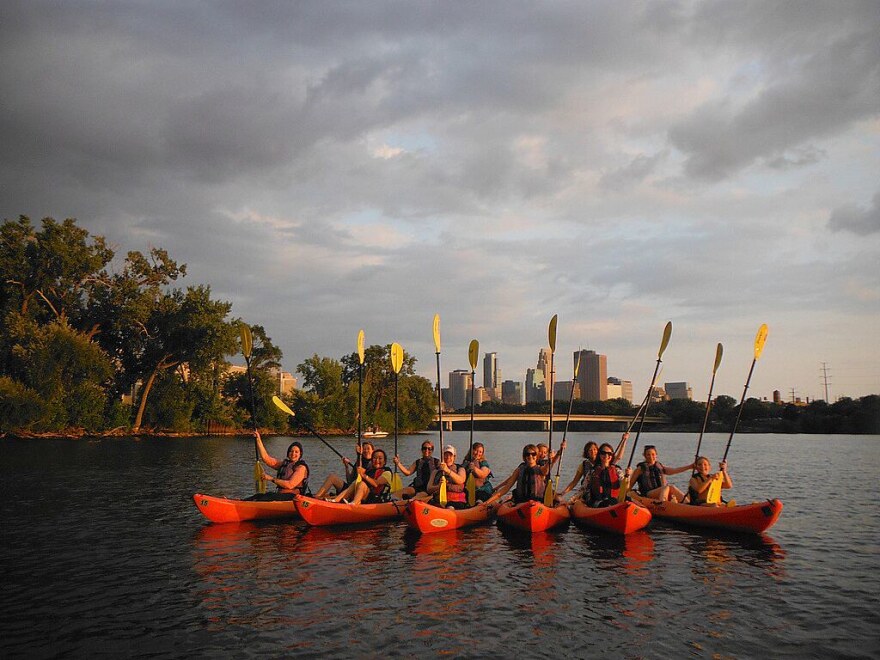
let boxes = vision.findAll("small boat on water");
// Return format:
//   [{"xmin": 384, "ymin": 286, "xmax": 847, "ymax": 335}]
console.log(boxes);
[
  {"xmin": 362, "ymin": 428, "xmax": 388, "ymax": 439},
  {"xmin": 630, "ymin": 494, "xmax": 783, "ymax": 534},
  {"xmin": 404, "ymin": 500, "xmax": 497, "ymax": 534},
  {"xmin": 294, "ymin": 495, "xmax": 404, "ymax": 526},
  {"xmin": 192, "ymin": 493, "xmax": 299, "ymax": 524},
  {"xmin": 495, "ymin": 499, "xmax": 570, "ymax": 533},
  {"xmin": 570, "ymin": 499, "xmax": 652, "ymax": 535}
]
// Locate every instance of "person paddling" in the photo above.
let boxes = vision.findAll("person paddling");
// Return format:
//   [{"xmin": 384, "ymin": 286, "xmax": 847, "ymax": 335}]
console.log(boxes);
[
  {"xmin": 392, "ymin": 441, "xmax": 440, "ymax": 499},
  {"xmin": 462, "ymin": 442, "xmax": 494, "ymax": 503},
  {"xmin": 585, "ymin": 443, "xmax": 625, "ymax": 508},
  {"xmin": 483, "ymin": 444, "xmax": 550, "ymax": 506},
  {"xmin": 250, "ymin": 431, "xmax": 310, "ymax": 500},
  {"xmin": 328, "ymin": 449, "xmax": 393, "ymax": 505},
  {"xmin": 558, "ymin": 440, "xmax": 599, "ymax": 501},
  {"xmin": 314, "ymin": 441, "xmax": 373, "ymax": 499},
  {"xmin": 627, "ymin": 445, "xmax": 692, "ymax": 502},
  {"xmin": 420, "ymin": 444, "xmax": 467, "ymax": 509},
  {"xmin": 682, "ymin": 457, "xmax": 732, "ymax": 505}
]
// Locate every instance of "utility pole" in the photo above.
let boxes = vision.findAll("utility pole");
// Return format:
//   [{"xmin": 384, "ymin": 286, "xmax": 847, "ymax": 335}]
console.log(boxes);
[
  {"xmin": 790, "ymin": 387, "xmax": 797, "ymax": 403},
  {"xmin": 820, "ymin": 362, "xmax": 831, "ymax": 402}
]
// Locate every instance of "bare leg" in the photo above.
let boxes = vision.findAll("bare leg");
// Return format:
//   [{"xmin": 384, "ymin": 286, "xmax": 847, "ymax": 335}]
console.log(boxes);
[
  {"xmin": 669, "ymin": 485, "xmax": 685, "ymax": 502},
  {"xmin": 349, "ymin": 482, "xmax": 370, "ymax": 505},
  {"xmin": 328, "ymin": 480, "xmax": 357, "ymax": 503},
  {"xmin": 315, "ymin": 474, "xmax": 345, "ymax": 499}
]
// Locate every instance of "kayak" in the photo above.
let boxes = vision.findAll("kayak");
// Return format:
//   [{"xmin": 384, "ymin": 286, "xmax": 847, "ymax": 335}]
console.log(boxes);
[
  {"xmin": 570, "ymin": 499, "xmax": 652, "ymax": 535},
  {"xmin": 630, "ymin": 494, "xmax": 783, "ymax": 534},
  {"xmin": 404, "ymin": 500, "xmax": 497, "ymax": 534},
  {"xmin": 294, "ymin": 495, "xmax": 405, "ymax": 526},
  {"xmin": 495, "ymin": 499, "xmax": 570, "ymax": 533},
  {"xmin": 192, "ymin": 493, "xmax": 299, "ymax": 524}
]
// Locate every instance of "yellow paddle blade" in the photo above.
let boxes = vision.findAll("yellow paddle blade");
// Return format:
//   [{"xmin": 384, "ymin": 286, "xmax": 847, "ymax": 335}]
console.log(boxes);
[
  {"xmin": 617, "ymin": 476, "xmax": 629, "ymax": 503},
  {"xmin": 468, "ymin": 339, "xmax": 479, "ymax": 370},
  {"xmin": 390, "ymin": 472, "xmax": 403, "ymax": 493},
  {"xmin": 390, "ymin": 342, "xmax": 404, "ymax": 374},
  {"xmin": 272, "ymin": 395, "xmax": 295, "ymax": 417},
  {"xmin": 466, "ymin": 473, "xmax": 476, "ymax": 506},
  {"xmin": 658, "ymin": 321, "xmax": 673, "ymax": 358},
  {"xmin": 439, "ymin": 475, "xmax": 447, "ymax": 507},
  {"xmin": 548, "ymin": 314, "xmax": 558, "ymax": 353},
  {"xmin": 713, "ymin": 343, "xmax": 724, "ymax": 373},
  {"xmin": 240, "ymin": 323, "xmax": 253, "ymax": 359},
  {"xmin": 357, "ymin": 329, "xmax": 365, "ymax": 365},
  {"xmin": 254, "ymin": 461, "xmax": 265, "ymax": 494},
  {"xmin": 754, "ymin": 324, "xmax": 769, "ymax": 360},
  {"xmin": 573, "ymin": 350, "xmax": 582, "ymax": 379},
  {"xmin": 543, "ymin": 478, "xmax": 554, "ymax": 507},
  {"xmin": 706, "ymin": 474, "xmax": 723, "ymax": 505},
  {"xmin": 432, "ymin": 314, "xmax": 441, "ymax": 352}
]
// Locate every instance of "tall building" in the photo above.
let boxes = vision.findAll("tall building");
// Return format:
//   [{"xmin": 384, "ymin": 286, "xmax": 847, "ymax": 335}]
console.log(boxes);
[
  {"xmin": 665, "ymin": 382, "xmax": 693, "ymax": 400},
  {"xmin": 502, "ymin": 380, "xmax": 523, "ymax": 406},
  {"xmin": 576, "ymin": 349, "xmax": 608, "ymax": 401},
  {"xmin": 448, "ymin": 370, "xmax": 472, "ymax": 410},
  {"xmin": 483, "ymin": 352, "xmax": 501, "ymax": 401},
  {"xmin": 607, "ymin": 377, "xmax": 633, "ymax": 403},
  {"xmin": 525, "ymin": 368, "xmax": 546, "ymax": 403},
  {"xmin": 555, "ymin": 380, "xmax": 579, "ymax": 402}
]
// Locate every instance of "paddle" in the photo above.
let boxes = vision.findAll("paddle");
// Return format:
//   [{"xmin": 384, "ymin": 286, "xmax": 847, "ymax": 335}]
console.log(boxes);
[
  {"xmin": 466, "ymin": 338, "xmax": 479, "ymax": 506},
  {"xmin": 543, "ymin": 314, "xmax": 558, "ymax": 506},
  {"xmin": 240, "ymin": 324, "xmax": 265, "ymax": 494},
  {"xmin": 723, "ymin": 324, "xmax": 768, "ymax": 461},
  {"xmin": 619, "ymin": 321, "xmax": 673, "ymax": 502},
  {"xmin": 432, "ymin": 314, "xmax": 447, "ymax": 506},
  {"xmin": 390, "ymin": 342, "xmax": 404, "ymax": 493},
  {"xmin": 271, "ymin": 395, "xmax": 349, "ymax": 462},
  {"xmin": 552, "ymin": 350, "xmax": 581, "ymax": 504},
  {"xmin": 693, "ymin": 343, "xmax": 723, "ymax": 469},
  {"xmin": 350, "ymin": 330, "xmax": 365, "ymax": 486}
]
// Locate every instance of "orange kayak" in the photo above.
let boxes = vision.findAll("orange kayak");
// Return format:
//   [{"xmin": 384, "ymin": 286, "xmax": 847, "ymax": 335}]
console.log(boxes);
[
  {"xmin": 495, "ymin": 499, "xmax": 570, "ymax": 533},
  {"xmin": 192, "ymin": 493, "xmax": 299, "ymax": 524},
  {"xmin": 631, "ymin": 494, "xmax": 783, "ymax": 534},
  {"xmin": 294, "ymin": 495, "xmax": 405, "ymax": 526},
  {"xmin": 570, "ymin": 499, "xmax": 652, "ymax": 535},
  {"xmin": 404, "ymin": 500, "xmax": 497, "ymax": 534}
]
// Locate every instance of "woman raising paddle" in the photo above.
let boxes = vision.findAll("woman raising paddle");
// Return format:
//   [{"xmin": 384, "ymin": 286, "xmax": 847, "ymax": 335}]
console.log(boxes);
[
  {"xmin": 627, "ymin": 445, "xmax": 692, "ymax": 502},
  {"xmin": 558, "ymin": 440, "xmax": 599, "ymax": 501},
  {"xmin": 462, "ymin": 442, "xmax": 494, "ymax": 503},
  {"xmin": 314, "ymin": 441, "xmax": 374, "ymax": 499},
  {"xmin": 682, "ymin": 457, "xmax": 732, "ymax": 505},
  {"xmin": 250, "ymin": 431, "xmax": 310, "ymax": 500},
  {"xmin": 392, "ymin": 441, "xmax": 440, "ymax": 500},
  {"xmin": 585, "ymin": 443, "xmax": 626, "ymax": 508},
  {"xmin": 421, "ymin": 444, "xmax": 467, "ymax": 509},
  {"xmin": 483, "ymin": 444, "xmax": 550, "ymax": 506},
  {"xmin": 328, "ymin": 449, "xmax": 393, "ymax": 505}
]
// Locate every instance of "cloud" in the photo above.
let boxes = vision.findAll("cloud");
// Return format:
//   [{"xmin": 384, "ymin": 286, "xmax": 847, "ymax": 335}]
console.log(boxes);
[{"xmin": 828, "ymin": 192, "xmax": 880, "ymax": 236}]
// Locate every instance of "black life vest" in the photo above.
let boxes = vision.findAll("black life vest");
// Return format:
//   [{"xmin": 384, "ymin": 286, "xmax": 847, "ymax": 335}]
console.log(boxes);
[
  {"xmin": 276, "ymin": 459, "xmax": 310, "ymax": 495},
  {"xmin": 636, "ymin": 461, "xmax": 666, "ymax": 495},
  {"xmin": 688, "ymin": 474, "xmax": 710, "ymax": 505},
  {"xmin": 414, "ymin": 457, "xmax": 439, "ymax": 490},
  {"xmin": 580, "ymin": 459, "xmax": 595, "ymax": 487},
  {"xmin": 513, "ymin": 463, "xmax": 545, "ymax": 503}
]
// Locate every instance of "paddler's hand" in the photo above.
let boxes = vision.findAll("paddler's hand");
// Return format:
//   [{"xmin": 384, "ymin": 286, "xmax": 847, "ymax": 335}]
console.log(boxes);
[
  {"xmin": 625, "ymin": 467, "xmax": 632, "ymax": 478},
  {"xmin": 719, "ymin": 460, "xmax": 728, "ymax": 473},
  {"xmin": 356, "ymin": 465, "xmax": 367, "ymax": 478}
]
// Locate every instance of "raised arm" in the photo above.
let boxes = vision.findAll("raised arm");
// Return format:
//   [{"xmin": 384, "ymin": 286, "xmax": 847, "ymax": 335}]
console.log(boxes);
[
  {"xmin": 483, "ymin": 467, "xmax": 520, "ymax": 505},
  {"xmin": 663, "ymin": 462, "xmax": 696, "ymax": 476},
  {"xmin": 560, "ymin": 462, "xmax": 585, "ymax": 497},
  {"xmin": 255, "ymin": 431, "xmax": 282, "ymax": 470},
  {"xmin": 393, "ymin": 456, "xmax": 417, "ymax": 477}
]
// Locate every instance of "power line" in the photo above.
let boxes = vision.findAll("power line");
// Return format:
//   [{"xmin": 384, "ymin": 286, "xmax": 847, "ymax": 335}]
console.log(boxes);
[{"xmin": 820, "ymin": 362, "xmax": 831, "ymax": 402}]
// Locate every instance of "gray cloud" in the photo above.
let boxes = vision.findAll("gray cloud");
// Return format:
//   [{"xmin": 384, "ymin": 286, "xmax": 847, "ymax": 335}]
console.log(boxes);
[{"xmin": 828, "ymin": 192, "xmax": 880, "ymax": 236}]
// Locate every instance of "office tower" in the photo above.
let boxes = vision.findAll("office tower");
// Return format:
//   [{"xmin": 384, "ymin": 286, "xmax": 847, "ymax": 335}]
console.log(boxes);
[
  {"xmin": 665, "ymin": 382, "xmax": 693, "ymax": 400},
  {"xmin": 607, "ymin": 377, "xmax": 633, "ymax": 403},
  {"xmin": 483, "ymin": 352, "xmax": 501, "ymax": 401},
  {"xmin": 525, "ymin": 368, "xmax": 546, "ymax": 403},
  {"xmin": 502, "ymin": 380, "xmax": 523, "ymax": 406},
  {"xmin": 448, "ymin": 369, "xmax": 472, "ymax": 410},
  {"xmin": 555, "ymin": 380, "xmax": 579, "ymax": 402},
  {"xmin": 576, "ymin": 349, "xmax": 607, "ymax": 401}
]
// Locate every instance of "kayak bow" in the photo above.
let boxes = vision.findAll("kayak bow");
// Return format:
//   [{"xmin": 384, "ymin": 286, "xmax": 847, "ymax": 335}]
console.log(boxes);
[{"xmin": 192, "ymin": 493, "xmax": 299, "ymax": 524}]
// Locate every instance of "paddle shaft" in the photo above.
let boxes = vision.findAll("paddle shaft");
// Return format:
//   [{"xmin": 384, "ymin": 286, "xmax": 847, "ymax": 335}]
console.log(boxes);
[
  {"xmin": 694, "ymin": 369, "xmax": 719, "ymax": 467},
  {"xmin": 469, "ymin": 367, "xmax": 475, "ymax": 457},
  {"xmin": 722, "ymin": 357, "xmax": 757, "ymax": 463},
  {"xmin": 435, "ymin": 351, "xmax": 443, "ymax": 446},
  {"xmin": 394, "ymin": 371, "xmax": 399, "ymax": 475},
  {"xmin": 626, "ymin": 356, "xmax": 663, "ymax": 470}
]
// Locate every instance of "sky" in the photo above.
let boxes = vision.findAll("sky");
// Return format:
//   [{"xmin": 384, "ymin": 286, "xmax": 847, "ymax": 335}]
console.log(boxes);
[{"xmin": 1, "ymin": 1, "xmax": 878, "ymax": 404}]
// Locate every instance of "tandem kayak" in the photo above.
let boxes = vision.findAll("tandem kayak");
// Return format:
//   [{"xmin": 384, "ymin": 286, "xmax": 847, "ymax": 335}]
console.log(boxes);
[
  {"xmin": 495, "ymin": 499, "xmax": 570, "ymax": 533},
  {"xmin": 293, "ymin": 495, "xmax": 405, "ymax": 526},
  {"xmin": 192, "ymin": 493, "xmax": 299, "ymax": 524},
  {"xmin": 631, "ymin": 494, "xmax": 783, "ymax": 534},
  {"xmin": 404, "ymin": 500, "xmax": 497, "ymax": 534},
  {"xmin": 570, "ymin": 499, "xmax": 652, "ymax": 535}
]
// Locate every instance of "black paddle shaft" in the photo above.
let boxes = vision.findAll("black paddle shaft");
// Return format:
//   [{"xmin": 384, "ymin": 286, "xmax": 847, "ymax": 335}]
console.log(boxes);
[
  {"xmin": 626, "ymin": 357, "xmax": 663, "ymax": 470},
  {"xmin": 723, "ymin": 358, "xmax": 757, "ymax": 463}
]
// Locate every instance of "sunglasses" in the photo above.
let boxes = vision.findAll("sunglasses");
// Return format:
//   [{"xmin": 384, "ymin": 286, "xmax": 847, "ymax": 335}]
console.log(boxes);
[
  {"xmin": 599, "ymin": 451, "xmax": 613, "ymax": 456},
  {"xmin": 422, "ymin": 446, "xmax": 433, "ymax": 451},
  {"xmin": 524, "ymin": 451, "xmax": 537, "ymax": 457}
]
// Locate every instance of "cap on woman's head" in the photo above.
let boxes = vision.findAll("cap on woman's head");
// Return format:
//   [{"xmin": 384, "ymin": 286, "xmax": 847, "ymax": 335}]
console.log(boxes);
[{"xmin": 443, "ymin": 444, "xmax": 456, "ymax": 456}]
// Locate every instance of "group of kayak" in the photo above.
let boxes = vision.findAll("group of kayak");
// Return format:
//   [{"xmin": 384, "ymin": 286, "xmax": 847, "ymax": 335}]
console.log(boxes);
[{"xmin": 193, "ymin": 429, "xmax": 783, "ymax": 535}]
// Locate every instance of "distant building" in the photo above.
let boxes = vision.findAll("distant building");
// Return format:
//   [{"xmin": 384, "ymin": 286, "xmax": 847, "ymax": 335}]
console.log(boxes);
[
  {"xmin": 473, "ymin": 386, "xmax": 489, "ymax": 406},
  {"xmin": 773, "ymin": 390, "xmax": 782, "ymax": 404},
  {"xmin": 650, "ymin": 385, "xmax": 667, "ymax": 403},
  {"xmin": 575, "ymin": 350, "xmax": 608, "ymax": 401},
  {"xmin": 269, "ymin": 368, "xmax": 297, "ymax": 395},
  {"xmin": 525, "ymin": 367, "xmax": 546, "ymax": 403},
  {"xmin": 554, "ymin": 380, "xmax": 579, "ymax": 402},
  {"xmin": 448, "ymin": 369, "xmax": 472, "ymax": 410},
  {"xmin": 607, "ymin": 377, "xmax": 632, "ymax": 402},
  {"xmin": 483, "ymin": 352, "xmax": 500, "ymax": 398},
  {"xmin": 502, "ymin": 380, "xmax": 523, "ymax": 406},
  {"xmin": 665, "ymin": 382, "xmax": 693, "ymax": 400}
]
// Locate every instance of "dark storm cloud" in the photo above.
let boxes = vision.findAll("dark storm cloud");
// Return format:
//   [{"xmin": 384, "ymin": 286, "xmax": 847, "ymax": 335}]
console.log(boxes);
[{"xmin": 828, "ymin": 192, "xmax": 880, "ymax": 236}]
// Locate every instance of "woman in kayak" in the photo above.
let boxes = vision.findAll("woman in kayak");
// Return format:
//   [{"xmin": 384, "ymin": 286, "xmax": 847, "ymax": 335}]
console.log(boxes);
[
  {"xmin": 420, "ymin": 444, "xmax": 467, "ymax": 508},
  {"xmin": 328, "ymin": 449, "xmax": 393, "ymax": 504},
  {"xmin": 462, "ymin": 442, "xmax": 494, "ymax": 503},
  {"xmin": 558, "ymin": 440, "xmax": 599, "ymax": 501},
  {"xmin": 682, "ymin": 457, "xmax": 732, "ymax": 505},
  {"xmin": 392, "ymin": 441, "xmax": 440, "ymax": 499},
  {"xmin": 585, "ymin": 442, "xmax": 626, "ymax": 508},
  {"xmin": 251, "ymin": 431, "xmax": 310, "ymax": 500},
  {"xmin": 627, "ymin": 445, "xmax": 692, "ymax": 502},
  {"xmin": 483, "ymin": 444, "xmax": 550, "ymax": 505},
  {"xmin": 314, "ymin": 441, "xmax": 374, "ymax": 499}
]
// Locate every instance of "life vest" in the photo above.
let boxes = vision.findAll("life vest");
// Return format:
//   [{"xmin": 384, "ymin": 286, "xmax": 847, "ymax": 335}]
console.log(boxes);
[
  {"xmin": 636, "ymin": 461, "xmax": 666, "ymax": 495},
  {"xmin": 588, "ymin": 465, "xmax": 620, "ymax": 503},
  {"xmin": 687, "ymin": 474, "xmax": 710, "ymax": 505},
  {"xmin": 365, "ymin": 466, "xmax": 393, "ymax": 502},
  {"xmin": 468, "ymin": 459, "xmax": 494, "ymax": 490},
  {"xmin": 580, "ymin": 459, "xmax": 595, "ymax": 487},
  {"xmin": 413, "ymin": 457, "xmax": 439, "ymax": 490},
  {"xmin": 430, "ymin": 464, "xmax": 466, "ymax": 502},
  {"xmin": 512, "ymin": 463, "xmax": 545, "ymax": 503},
  {"xmin": 276, "ymin": 459, "xmax": 310, "ymax": 495}
]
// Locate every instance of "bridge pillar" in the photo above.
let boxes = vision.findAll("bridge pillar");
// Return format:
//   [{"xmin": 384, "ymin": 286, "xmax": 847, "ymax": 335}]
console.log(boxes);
[
  {"xmin": 542, "ymin": 421, "xmax": 549, "ymax": 431},
  {"xmin": 444, "ymin": 420, "xmax": 453, "ymax": 431}
]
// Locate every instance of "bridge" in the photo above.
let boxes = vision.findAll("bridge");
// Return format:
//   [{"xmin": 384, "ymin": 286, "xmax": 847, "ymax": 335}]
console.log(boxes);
[{"xmin": 431, "ymin": 413, "xmax": 667, "ymax": 431}]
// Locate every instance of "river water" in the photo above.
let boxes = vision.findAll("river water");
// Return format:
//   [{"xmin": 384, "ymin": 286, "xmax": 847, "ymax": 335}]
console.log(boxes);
[{"xmin": 1, "ymin": 432, "xmax": 878, "ymax": 658}]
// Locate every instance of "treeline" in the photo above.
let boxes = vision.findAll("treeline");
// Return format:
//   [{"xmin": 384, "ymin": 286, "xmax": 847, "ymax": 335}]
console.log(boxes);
[
  {"xmin": 0, "ymin": 216, "xmax": 435, "ymax": 436},
  {"xmin": 466, "ymin": 394, "xmax": 880, "ymax": 434}
]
